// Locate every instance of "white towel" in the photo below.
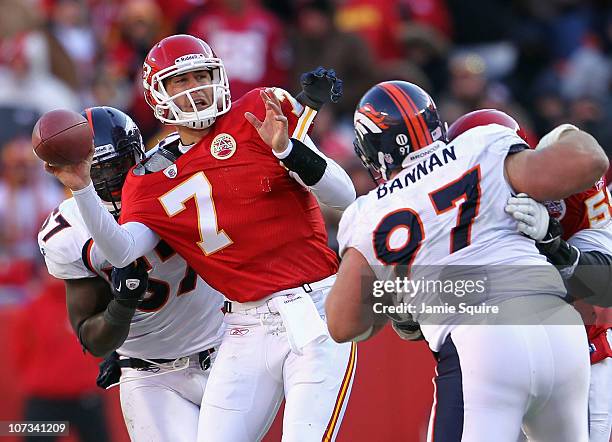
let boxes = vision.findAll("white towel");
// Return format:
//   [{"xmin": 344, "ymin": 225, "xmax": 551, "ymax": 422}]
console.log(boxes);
[{"xmin": 269, "ymin": 293, "xmax": 329, "ymax": 355}]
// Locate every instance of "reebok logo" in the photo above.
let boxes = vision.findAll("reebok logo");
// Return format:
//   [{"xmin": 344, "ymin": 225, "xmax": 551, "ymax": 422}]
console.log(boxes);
[{"xmin": 283, "ymin": 294, "xmax": 302, "ymax": 304}]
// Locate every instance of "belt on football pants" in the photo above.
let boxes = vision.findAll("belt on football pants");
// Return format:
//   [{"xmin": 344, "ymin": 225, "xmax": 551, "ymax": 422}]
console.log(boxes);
[
  {"xmin": 118, "ymin": 347, "xmax": 215, "ymax": 371},
  {"xmin": 223, "ymin": 274, "xmax": 337, "ymax": 314}
]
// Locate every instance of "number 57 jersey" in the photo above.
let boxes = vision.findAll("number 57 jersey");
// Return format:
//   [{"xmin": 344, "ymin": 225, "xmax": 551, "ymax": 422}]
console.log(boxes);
[
  {"xmin": 38, "ymin": 197, "xmax": 225, "ymax": 360},
  {"xmin": 338, "ymin": 125, "xmax": 567, "ymax": 346}
]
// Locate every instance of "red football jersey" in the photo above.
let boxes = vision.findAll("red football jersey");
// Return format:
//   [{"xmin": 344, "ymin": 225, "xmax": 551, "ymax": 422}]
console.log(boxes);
[
  {"xmin": 120, "ymin": 88, "xmax": 338, "ymax": 302},
  {"xmin": 547, "ymin": 177, "xmax": 612, "ymax": 363}
]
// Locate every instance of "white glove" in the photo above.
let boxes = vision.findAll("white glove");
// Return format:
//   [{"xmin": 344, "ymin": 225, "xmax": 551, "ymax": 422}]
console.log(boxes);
[
  {"xmin": 505, "ymin": 193, "xmax": 550, "ymax": 241},
  {"xmin": 535, "ymin": 123, "xmax": 579, "ymax": 150}
]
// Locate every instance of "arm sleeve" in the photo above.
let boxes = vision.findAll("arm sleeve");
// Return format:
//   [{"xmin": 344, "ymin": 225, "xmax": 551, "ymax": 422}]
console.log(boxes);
[
  {"xmin": 274, "ymin": 135, "xmax": 356, "ymax": 210},
  {"xmin": 72, "ymin": 182, "xmax": 159, "ymax": 267},
  {"xmin": 568, "ymin": 249, "xmax": 612, "ymax": 307}
]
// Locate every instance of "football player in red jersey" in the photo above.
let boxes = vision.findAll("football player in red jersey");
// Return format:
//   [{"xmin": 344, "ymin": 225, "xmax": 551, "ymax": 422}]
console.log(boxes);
[{"xmin": 46, "ymin": 34, "xmax": 357, "ymax": 441}]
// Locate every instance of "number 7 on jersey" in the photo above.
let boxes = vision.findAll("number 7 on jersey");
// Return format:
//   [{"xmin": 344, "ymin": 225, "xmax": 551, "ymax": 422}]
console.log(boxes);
[{"xmin": 159, "ymin": 172, "xmax": 232, "ymax": 255}]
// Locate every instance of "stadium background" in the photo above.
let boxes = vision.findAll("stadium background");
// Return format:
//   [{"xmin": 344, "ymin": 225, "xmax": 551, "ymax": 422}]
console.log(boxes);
[{"xmin": 0, "ymin": 0, "xmax": 610, "ymax": 440}]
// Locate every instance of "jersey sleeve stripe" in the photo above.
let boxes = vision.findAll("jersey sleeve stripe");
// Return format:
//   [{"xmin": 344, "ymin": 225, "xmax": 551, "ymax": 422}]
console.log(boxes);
[
  {"xmin": 291, "ymin": 106, "xmax": 316, "ymax": 142},
  {"xmin": 323, "ymin": 342, "xmax": 357, "ymax": 441},
  {"xmin": 81, "ymin": 238, "xmax": 96, "ymax": 274}
]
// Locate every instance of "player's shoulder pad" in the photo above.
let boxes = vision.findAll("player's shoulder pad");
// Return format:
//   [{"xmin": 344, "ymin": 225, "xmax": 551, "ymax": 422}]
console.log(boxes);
[
  {"xmin": 271, "ymin": 87, "xmax": 304, "ymax": 113},
  {"xmin": 151, "ymin": 132, "xmax": 181, "ymax": 153},
  {"xmin": 453, "ymin": 123, "xmax": 527, "ymax": 157},
  {"xmin": 38, "ymin": 198, "xmax": 90, "ymax": 265},
  {"xmin": 241, "ymin": 87, "xmax": 305, "ymax": 116},
  {"xmin": 134, "ymin": 133, "xmax": 181, "ymax": 175}
]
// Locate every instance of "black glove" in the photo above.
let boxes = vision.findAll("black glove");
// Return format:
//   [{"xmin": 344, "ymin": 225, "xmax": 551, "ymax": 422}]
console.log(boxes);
[
  {"xmin": 296, "ymin": 66, "xmax": 343, "ymax": 110},
  {"xmin": 535, "ymin": 216, "xmax": 563, "ymax": 253},
  {"xmin": 111, "ymin": 260, "xmax": 149, "ymax": 308},
  {"xmin": 383, "ymin": 308, "xmax": 424, "ymax": 341},
  {"xmin": 96, "ymin": 351, "xmax": 121, "ymax": 389},
  {"xmin": 536, "ymin": 217, "xmax": 580, "ymax": 278}
]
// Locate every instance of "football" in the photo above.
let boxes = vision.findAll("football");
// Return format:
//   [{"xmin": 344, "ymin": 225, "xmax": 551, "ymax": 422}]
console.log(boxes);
[{"xmin": 32, "ymin": 109, "xmax": 93, "ymax": 165}]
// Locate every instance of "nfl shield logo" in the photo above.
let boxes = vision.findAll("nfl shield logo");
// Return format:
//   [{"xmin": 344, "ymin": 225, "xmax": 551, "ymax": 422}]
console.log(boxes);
[{"xmin": 163, "ymin": 164, "xmax": 178, "ymax": 179}]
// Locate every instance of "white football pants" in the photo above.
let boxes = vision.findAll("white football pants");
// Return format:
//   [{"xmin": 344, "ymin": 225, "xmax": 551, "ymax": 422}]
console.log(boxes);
[
  {"xmin": 199, "ymin": 286, "xmax": 356, "ymax": 442},
  {"xmin": 586, "ymin": 329, "xmax": 612, "ymax": 442},
  {"xmin": 429, "ymin": 296, "xmax": 590, "ymax": 442},
  {"xmin": 119, "ymin": 353, "xmax": 215, "ymax": 442}
]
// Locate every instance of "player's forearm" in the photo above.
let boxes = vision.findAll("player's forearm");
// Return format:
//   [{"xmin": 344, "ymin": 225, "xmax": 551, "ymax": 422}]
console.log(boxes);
[
  {"xmin": 326, "ymin": 248, "xmax": 379, "ymax": 342},
  {"xmin": 277, "ymin": 137, "xmax": 356, "ymax": 209},
  {"xmin": 309, "ymin": 159, "xmax": 356, "ymax": 210},
  {"xmin": 80, "ymin": 305, "xmax": 133, "ymax": 357},
  {"xmin": 72, "ymin": 182, "xmax": 158, "ymax": 267}
]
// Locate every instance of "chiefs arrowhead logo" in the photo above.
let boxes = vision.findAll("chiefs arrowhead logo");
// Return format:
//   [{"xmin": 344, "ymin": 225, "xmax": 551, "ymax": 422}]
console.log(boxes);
[
  {"xmin": 163, "ymin": 164, "xmax": 178, "ymax": 179},
  {"xmin": 544, "ymin": 199, "xmax": 566, "ymax": 220},
  {"xmin": 211, "ymin": 133, "xmax": 237, "ymax": 160}
]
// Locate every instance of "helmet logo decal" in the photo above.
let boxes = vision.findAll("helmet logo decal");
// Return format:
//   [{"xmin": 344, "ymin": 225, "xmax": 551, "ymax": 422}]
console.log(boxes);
[
  {"xmin": 142, "ymin": 62, "xmax": 152, "ymax": 82},
  {"xmin": 431, "ymin": 126, "xmax": 443, "ymax": 141},
  {"xmin": 211, "ymin": 133, "xmax": 237, "ymax": 160},
  {"xmin": 357, "ymin": 103, "xmax": 390, "ymax": 129},
  {"xmin": 175, "ymin": 53, "xmax": 206, "ymax": 64},
  {"xmin": 395, "ymin": 134, "xmax": 409, "ymax": 146},
  {"xmin": 163, "ymin": 164, "xmax": 178, "ymax": 179}
]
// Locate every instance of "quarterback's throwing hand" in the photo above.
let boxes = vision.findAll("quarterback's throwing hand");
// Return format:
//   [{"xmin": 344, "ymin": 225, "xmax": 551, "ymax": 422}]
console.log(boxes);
[
  {"xmin": 296, "ymin": 66, "xmax": 343, "ymax": 110},
  {"xmin": 505, "ymin": 193, "xmax": 550, "ymax": 241},
  {"xmin": 44, "ymin": 151, "xmax": 94, "ymax": 192},
  {"xmin": 111, "ymin": 260, "xmax": 149, "ymax": 308},
  {"xmin": 245, "ymin": 88, "xmax": 289, "ymax": 154}
]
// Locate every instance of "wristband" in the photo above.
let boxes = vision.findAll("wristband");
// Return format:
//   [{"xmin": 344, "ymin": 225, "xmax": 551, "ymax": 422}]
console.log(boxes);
[
  {"xmin": 104, "ymin": 300, "xmax": 136, "ymax": 326},
  {"xmin": 279, "ymin": 138, "xmax": 327, "ymax": 185}
]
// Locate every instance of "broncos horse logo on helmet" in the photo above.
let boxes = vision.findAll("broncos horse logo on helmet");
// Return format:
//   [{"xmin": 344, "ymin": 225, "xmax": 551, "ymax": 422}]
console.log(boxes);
[
  {"xmin": 82, "ymin": 106, "xmax": 145, "ymax": 217},
  {"xmin": 353, "ymin": 81, "xmax": 446, "ymax": 181}
]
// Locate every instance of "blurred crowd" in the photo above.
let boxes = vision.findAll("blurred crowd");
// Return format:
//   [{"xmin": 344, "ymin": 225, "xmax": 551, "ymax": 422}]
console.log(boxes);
[
  {"xmin": 0, "ymin": 0, "xmax": 610, "ymax": 438},
  {"xmin": 0, "ymin": 0, "xmax": 610, "ymax": 298}
]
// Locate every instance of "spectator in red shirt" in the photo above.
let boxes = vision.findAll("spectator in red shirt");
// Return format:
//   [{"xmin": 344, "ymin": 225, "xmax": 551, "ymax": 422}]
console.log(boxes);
[{"xmin": 185, "ymin": 0, "xmax": 290, "ymax": 99}]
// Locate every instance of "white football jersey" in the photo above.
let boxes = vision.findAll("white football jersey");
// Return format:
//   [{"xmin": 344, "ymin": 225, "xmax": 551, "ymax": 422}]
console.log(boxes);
[
  {"xmin": 38, "ymin": 197, "xmax": 225, "ymax": 359},
  {"xmin": 338, "ymin": 124, "xmax": 566, "ymax": 350}
]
